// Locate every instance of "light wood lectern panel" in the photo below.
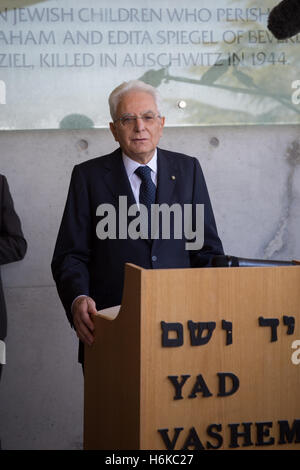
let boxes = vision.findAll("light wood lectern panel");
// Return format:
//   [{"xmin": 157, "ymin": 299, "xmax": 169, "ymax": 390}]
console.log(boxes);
[{"xmin": 84, "ymin": 264, "xmax": 300, "ymax": 450}]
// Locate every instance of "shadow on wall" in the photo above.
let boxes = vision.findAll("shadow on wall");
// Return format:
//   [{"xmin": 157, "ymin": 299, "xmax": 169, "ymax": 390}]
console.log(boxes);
[
  {"xmin": 0, "ymin": 0, "xmax": 48, "ymax": 11},
  {"xmin": 59, "ymin": 114, "xmax": 94, "ymax": 130}
]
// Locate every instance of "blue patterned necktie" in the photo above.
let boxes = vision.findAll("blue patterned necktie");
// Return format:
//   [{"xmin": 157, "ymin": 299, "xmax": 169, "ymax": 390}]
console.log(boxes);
[{"xmin": 135, "ymin": 165, "xmax": 156, "ymax": 239}]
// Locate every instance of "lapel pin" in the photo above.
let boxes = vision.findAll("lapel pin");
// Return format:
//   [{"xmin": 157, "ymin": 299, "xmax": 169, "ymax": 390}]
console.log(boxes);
[{"xmin": 171, "ymin": 175, "xmax": 176, "ymax": 180}]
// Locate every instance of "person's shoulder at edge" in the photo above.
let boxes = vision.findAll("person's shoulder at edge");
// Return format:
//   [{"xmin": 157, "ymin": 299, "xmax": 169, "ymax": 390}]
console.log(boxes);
[{"xmin": 0, "ymin": 174, "xmax": 7, "ymax": 184}]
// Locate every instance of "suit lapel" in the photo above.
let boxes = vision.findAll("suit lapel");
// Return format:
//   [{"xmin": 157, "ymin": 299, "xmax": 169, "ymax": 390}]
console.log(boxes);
[
  {"xmin": 156, "ymin": 148, "xmax": 178, "ymax": 206},
  {"xmin": 102, "ymin": 148, "xmax": 136, "ymax": 208},
  {"xmin": 152, "ymin": 148, "xmax": 179, "ymax": 250}
]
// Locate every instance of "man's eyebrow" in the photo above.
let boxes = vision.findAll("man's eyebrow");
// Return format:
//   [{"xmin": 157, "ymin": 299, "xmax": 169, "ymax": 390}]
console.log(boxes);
[{"xmin": 120, "ymin": 110, "xmax": 156, "ymax": 117}]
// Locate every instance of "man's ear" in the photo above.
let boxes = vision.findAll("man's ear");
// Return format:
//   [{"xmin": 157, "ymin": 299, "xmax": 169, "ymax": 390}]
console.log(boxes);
[
  {"xmin": 159, "ymin": 116, "xmax": 165, "ymax": 136},
  {"xmin": 109, "ymin": 122, "xmax": 119, "ymax": 142}
]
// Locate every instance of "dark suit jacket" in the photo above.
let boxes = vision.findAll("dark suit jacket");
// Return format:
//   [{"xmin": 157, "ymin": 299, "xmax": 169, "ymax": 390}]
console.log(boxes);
[
  {"xmin": 0, "ymin": 175, "xmax": 27, "ymax": 342},
  {"xmin": 51, "ymin": 148, "xmax": 224, "ymax": 361}
]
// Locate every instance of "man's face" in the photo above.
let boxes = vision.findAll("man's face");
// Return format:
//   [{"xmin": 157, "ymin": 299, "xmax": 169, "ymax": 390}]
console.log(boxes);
[{"xmin": 109, "ymin": 90, "xmax": 165, "ymax": 164}]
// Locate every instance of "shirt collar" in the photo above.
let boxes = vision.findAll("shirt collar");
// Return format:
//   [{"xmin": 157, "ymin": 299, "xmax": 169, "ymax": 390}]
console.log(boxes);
[{"xmin": 122, "ymin": 149, "xmax": 157, "ymax": 179}]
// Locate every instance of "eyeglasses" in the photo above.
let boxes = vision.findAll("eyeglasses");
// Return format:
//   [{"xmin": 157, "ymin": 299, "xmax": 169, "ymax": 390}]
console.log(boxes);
[{"xmin": 114, "ymin": 112, "xmax": 162, "ymax": 128}]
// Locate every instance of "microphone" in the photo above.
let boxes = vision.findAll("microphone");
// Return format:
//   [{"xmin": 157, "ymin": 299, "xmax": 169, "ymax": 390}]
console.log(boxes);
[
  {"xmin": 212, "ymin": 255, "xmax": 300, "ymax": 267},
  {"xmin": 268, "ymin": 0, "xmax": 300, "ymax": 39}
]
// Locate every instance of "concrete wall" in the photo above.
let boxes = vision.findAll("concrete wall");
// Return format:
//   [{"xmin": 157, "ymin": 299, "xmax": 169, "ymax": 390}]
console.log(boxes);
[{"xmin": 0, "ymin": 124, "xmax": 299, "ymax": 449}]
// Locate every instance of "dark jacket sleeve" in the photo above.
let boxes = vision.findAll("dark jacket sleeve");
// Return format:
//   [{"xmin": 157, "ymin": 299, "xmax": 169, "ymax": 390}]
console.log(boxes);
[
  {"xmin": 189, "ymin": 158, "xmax": 224, "ymax": 267},
  {"xmin": 51, "ymin": 165, "xmax": 92, "ymax": 325},
  {"xmin": 0, "ymin": 175, "xmax": 27, "ymax": 265}
]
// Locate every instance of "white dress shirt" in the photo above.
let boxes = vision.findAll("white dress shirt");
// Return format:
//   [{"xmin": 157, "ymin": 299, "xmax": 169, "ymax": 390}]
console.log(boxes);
[{"xmin": 122, "ymin": 150, "xmax": 157, "ymax": 207}]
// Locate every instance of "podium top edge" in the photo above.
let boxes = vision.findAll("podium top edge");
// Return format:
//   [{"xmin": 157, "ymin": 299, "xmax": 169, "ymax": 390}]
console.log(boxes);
[
  {"xmin": 125, "ymin": 263, "xmax": 145, "ymax": 271},
  {"xmin": 124, "ymin": 263, "xmax": 300, "ymax": 272}
]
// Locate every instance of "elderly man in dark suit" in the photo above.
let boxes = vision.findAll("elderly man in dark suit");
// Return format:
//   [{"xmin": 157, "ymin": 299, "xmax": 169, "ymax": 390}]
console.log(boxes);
[
  {"xmin": 51, "ymin": 80, "xmax": 224, "ymax": 363},
  {"xmin": 0, "ymin": 175, "xmax": 27, "ymax": 380}
]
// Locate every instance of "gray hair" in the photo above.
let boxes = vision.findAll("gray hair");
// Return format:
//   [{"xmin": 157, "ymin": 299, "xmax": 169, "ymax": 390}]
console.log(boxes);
[{"xmin": 108, "ymin": 80, "xmax": 162, "ymax": 121}]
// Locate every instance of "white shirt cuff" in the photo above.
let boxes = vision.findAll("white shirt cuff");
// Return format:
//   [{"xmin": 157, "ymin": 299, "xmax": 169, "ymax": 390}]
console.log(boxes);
[{"xmin": 71, "ymin": 295, "xmax": 88, "ymax": 313}]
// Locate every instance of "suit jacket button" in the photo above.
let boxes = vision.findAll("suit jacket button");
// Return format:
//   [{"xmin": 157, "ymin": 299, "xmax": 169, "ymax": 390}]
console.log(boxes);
[{"xmin": 152, "ymin": 255, "xmax": 157, "ymax": 262}]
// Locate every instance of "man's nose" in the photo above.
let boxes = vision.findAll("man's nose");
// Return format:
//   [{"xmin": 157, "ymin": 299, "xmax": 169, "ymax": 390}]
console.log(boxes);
[{"xmin": 134, "ymin": 116, "xmax": 146, "ymax": 131}]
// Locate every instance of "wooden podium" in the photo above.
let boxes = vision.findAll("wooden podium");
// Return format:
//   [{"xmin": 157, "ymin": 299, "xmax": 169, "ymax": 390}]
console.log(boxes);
[{"xmin": 84, "ymin": 263, "xmax": 300, "ymax": 450}]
